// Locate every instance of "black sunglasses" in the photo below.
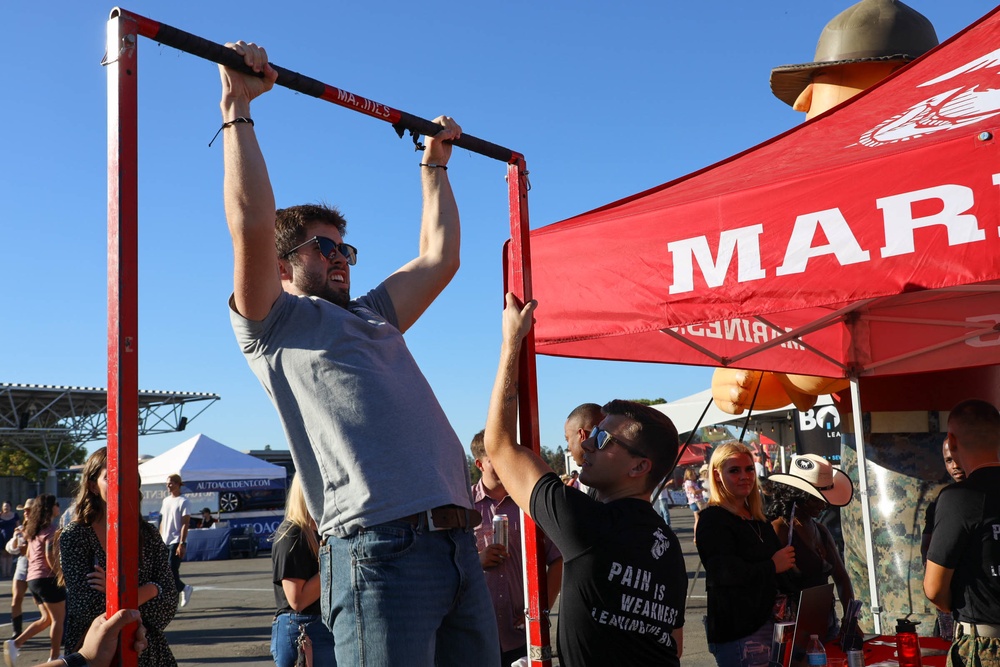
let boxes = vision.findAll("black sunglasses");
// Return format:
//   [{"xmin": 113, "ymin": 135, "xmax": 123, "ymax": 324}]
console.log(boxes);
[
  {"xmin": 284, "ymin": 236, "xmax": 358, "ymax": 266},
  {"xmin": 589, "ymin": 426, "xmax": 648, "ymax": 458}
]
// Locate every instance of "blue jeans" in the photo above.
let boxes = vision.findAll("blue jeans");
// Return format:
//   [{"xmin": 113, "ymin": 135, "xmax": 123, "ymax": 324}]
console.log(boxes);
[
  {"xmin": 655, "ymin": 497, "xmax": 672, "ymax": 526},
  {"xmin": 320, "ymin": 520, "xmax": 500, "ymax": 667},
  {"xmin": 271, "ymin": 612, "xmax": 336, "ymax": 667},
  {"xmin": 708, "ymin": 619, "xmax": 774, "ymax": 667}
]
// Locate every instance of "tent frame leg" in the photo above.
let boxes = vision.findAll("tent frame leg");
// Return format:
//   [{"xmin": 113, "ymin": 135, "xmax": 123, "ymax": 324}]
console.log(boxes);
[{"xmin": 850, "ymin": 377, "xmax": 882, "ymax": 634}]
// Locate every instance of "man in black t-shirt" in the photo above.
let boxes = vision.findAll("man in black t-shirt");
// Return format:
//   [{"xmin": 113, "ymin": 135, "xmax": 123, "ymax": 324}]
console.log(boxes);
[
  {"xmin": 920, "ymin": 436, "xmax": 966, "ymax": 640},
  {"xmin": 924, "ymin": 399, "xmax": 1000, "ymax": 667},
  {"xmin": 483, "ymin": 294, "xmax": 687, "ymax": 667}
]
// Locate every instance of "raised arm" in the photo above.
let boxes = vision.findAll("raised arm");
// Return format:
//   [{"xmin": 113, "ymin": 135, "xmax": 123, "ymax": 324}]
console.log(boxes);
[
  {"xmin": 382, "ymin": 117, "xmax": 462, "ymax": 332},
  {"xmin": 483, "ymin": 293, "xmax": 552, "ymax": 514},
  {"xmin": 219, "ymin": 41, "xmax": 282, "ymax": 321}
]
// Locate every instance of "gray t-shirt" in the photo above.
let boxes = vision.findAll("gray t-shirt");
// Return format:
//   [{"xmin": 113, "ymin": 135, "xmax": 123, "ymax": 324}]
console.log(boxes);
[{"xmin": 230, "ymin": 286, "xmax": 472, "ymax": 538}]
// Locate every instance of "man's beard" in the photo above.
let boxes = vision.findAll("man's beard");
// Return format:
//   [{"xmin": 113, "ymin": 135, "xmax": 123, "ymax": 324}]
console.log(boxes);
[{"xmin": 298, "ymin": 269, "xmax": 350, "ymax": 308}]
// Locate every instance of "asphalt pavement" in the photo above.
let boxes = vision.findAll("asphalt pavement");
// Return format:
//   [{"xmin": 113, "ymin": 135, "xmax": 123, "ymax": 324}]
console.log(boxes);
[{"xmin": 1, "ymin": 507, "xmax": 713, "ymax": 666}]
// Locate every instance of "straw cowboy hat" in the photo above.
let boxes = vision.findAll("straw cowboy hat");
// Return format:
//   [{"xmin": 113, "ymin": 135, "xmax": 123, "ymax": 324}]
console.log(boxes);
[
  {"xmin": 768, "ymin": 454, "xmax": 854, "ymax": 507},
  {"xmin": 769, "ymin": 0, "xmax": 939, "ymax": 106},
  {"xmin": 16, "ymin": 498, "xmax": 33, "ymax": 512}
]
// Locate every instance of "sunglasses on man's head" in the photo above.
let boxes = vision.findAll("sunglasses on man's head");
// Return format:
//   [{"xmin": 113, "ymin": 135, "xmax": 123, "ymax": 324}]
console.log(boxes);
[
  {"xmin": 284, "ymin": 235, "xmax": 358, "ymax": 266},
  {"xmin": 589, "ymin": 426, "xmax": 647, "ymax": 458}
]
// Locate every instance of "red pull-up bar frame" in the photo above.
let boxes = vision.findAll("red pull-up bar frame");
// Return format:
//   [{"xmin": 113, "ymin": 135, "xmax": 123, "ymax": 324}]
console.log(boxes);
[{"xmin": 105, "ymin": 7, "xmax": 550, "ymax": 665}]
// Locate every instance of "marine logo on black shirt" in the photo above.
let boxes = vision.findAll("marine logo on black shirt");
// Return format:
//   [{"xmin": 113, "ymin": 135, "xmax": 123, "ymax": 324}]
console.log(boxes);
[{"xmin": 651, "ymin": 528, "xmax": 670, "ymax": 560}]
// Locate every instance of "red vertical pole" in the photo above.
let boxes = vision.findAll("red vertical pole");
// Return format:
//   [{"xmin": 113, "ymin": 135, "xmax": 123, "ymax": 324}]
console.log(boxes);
[
  {"xmin": 506, "ymin": 158, "xmax": 552, "ymax": 666},
  {"xmin": 106, "ymin": 11, "xmax": 141, "ymax": 666}
]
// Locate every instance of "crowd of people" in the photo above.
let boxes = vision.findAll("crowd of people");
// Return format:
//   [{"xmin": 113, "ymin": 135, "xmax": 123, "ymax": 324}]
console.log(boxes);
[{"xmin": 5, "ymin": 397, "xmax": 995, "ymax": 667}]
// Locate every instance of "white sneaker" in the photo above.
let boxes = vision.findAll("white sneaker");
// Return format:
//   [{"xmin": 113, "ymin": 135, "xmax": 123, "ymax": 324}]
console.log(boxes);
[
  {"xmin": 180, "ymin": 584, "xmax": 194, "ymax": 608},
  {"xmin": 4, "ymin": 638, "xmax": 18, "ymax": 667}
]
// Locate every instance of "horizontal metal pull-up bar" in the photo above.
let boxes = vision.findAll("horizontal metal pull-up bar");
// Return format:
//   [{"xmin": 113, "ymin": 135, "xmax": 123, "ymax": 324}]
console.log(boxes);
[{"xmin": 109, "ymin": 7, "xmax": 520, "ymax": 164}]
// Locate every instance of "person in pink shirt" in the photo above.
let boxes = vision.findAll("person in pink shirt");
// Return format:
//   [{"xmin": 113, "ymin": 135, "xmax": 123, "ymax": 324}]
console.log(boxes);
[{"xmin": 5, "ymin": 494, "xmax": 64, "ymax": 666}]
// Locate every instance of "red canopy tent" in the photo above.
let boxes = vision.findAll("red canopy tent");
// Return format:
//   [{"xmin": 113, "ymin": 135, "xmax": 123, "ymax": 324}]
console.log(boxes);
[
  {"xmin": 525, "ymin": 9, "xmax": 1000, "ymax": 378},
  {"xmin": 514, "ymin": 6, "xmax": 1000, "ymax": 633},
  {"xmin": 676, "ymin": 442, "xmax": 711, "ymax": 468}
]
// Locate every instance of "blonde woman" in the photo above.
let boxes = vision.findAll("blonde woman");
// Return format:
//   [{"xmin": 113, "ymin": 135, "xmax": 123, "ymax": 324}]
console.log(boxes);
[
  {"xmin": 271, "ymin": 475, "xmax": 334, "ymax": 667},
  {"xmin": 695, "ymin": 442, "xmax": 796, "ymax": 667}
]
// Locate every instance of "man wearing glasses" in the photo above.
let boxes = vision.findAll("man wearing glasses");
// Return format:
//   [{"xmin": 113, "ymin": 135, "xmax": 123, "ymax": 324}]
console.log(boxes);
[
  {"xmin": 219, "ymin": 43, "xmax": 498, "ymax": 666},
  {"xmin": 484, "ymin": 293, "xmax": 688, "ymax": 667}
]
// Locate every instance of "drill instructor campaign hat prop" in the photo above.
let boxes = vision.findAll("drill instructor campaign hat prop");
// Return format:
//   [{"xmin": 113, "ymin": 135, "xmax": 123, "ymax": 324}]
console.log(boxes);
[
  {"xmin": 769, "ymin": 0, "xmax": 939, "ymax": 106},
  {"xmin": 768, "ymin": 454, "xmax": 854, "ymax": 507}
]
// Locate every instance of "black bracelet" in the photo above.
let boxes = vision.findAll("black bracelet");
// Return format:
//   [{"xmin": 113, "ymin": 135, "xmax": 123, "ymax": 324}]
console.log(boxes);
[
  {"xmin": 419, "ymin": 163, "xmax": 448, "ymax": 171},
  {"xmin": 208, "ymin": 117, "xmax": 254, "ymax": 147}
]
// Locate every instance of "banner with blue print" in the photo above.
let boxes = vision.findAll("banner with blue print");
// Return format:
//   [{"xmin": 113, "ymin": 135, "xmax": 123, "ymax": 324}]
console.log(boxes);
[{"xmin": 188, "ymin": 478, "xmax": 286, "ymax": 492}]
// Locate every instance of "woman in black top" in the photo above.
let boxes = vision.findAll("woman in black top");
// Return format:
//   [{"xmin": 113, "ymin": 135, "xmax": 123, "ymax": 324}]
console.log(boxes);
[
  {"xmin": 696, "ymin": 442, "xmax": 796, "ymax": 667},
  {"xmin": 59, "ymin": 447, "xmax": 178, "ymax": 666},
  {"xmin": 270, "ymin": 474, "xmax": 335, "ymax": 667}
]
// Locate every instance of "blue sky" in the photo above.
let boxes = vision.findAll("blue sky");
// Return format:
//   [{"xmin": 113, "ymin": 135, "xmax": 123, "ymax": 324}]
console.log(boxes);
[{"xmin": 1, "ymin": 1, "xmax": 992, "ymax": 459}]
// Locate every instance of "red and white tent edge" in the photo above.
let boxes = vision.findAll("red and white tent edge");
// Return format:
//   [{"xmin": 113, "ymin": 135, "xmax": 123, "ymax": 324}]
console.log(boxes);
[{"xmin": 522, "ymin": 5, "xmax": 1000, "ymax": 380}]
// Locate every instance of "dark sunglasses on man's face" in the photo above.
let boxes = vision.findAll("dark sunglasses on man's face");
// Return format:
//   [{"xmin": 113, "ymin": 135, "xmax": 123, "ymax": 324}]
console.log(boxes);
[
  {"xmin": 589, "ymin": 426, "xmax": 647, "ymax": 458},
  {"xmin": 284, "ymin": 235, "xmax": 358, "ymax": 266}
]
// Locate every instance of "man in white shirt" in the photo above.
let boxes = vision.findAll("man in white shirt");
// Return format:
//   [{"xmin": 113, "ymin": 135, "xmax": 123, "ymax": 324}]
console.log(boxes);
[{"xmin": 159, "ymin": 474, "xmax": 193, "ymax": 608}]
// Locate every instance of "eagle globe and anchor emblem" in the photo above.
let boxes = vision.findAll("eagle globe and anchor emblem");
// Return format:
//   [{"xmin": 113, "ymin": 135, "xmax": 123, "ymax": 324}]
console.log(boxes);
[{"xmin": 859, "ymin": 48, "xmax": 1000, "ymax": 147}]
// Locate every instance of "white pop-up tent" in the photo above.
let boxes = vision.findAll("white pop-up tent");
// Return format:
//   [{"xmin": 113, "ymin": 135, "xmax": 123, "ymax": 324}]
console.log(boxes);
[
  {"xmin": 651, "ymin": 389, "xmax": 835, "ymax": 436},
  {"xmin": 139, "ymin": 433, "xmax": 287, "ymax": 512},
  {"xmin": 139, "ymin": 433, "xmax": 288, "ymax": 557},
  {"xmin": 653, "ymin": 389, "xmax": 841, "ymax": 474}
]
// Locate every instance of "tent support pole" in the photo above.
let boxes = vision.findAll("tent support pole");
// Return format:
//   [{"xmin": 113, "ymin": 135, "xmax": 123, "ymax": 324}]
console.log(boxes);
[
  {"xmin": 778, "ymin": 419, "xmax": 786, "ymax": 473},
  {"xmin": 850, "ymin": 377, "xmax": 882, "ymax": 634}
]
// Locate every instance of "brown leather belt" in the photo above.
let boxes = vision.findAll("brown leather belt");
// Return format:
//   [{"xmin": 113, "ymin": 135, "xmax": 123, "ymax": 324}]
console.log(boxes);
[
  {"xmin": 401, "ymin": 505, "xmax": 482, "ymax": 531},
  {"xmin": 956, "ymin": 621, "xmax": 1000, "ymax": 639}
]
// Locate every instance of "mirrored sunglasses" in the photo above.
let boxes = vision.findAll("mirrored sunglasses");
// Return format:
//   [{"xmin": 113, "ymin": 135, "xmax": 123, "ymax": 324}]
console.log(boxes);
[
  {"xmin": 589, "ymin": 426, "xmax": 647, "ymax": 458},
  {"xmin": 284, "ymin": 235, "xmax": 358, "ymax": 266}
]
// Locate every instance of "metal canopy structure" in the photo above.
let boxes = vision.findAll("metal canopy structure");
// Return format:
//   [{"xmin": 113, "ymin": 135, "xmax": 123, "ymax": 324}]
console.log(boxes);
[{"xmin": 0, "ymin": 382, "xmax": 218, "ymax": 479}]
